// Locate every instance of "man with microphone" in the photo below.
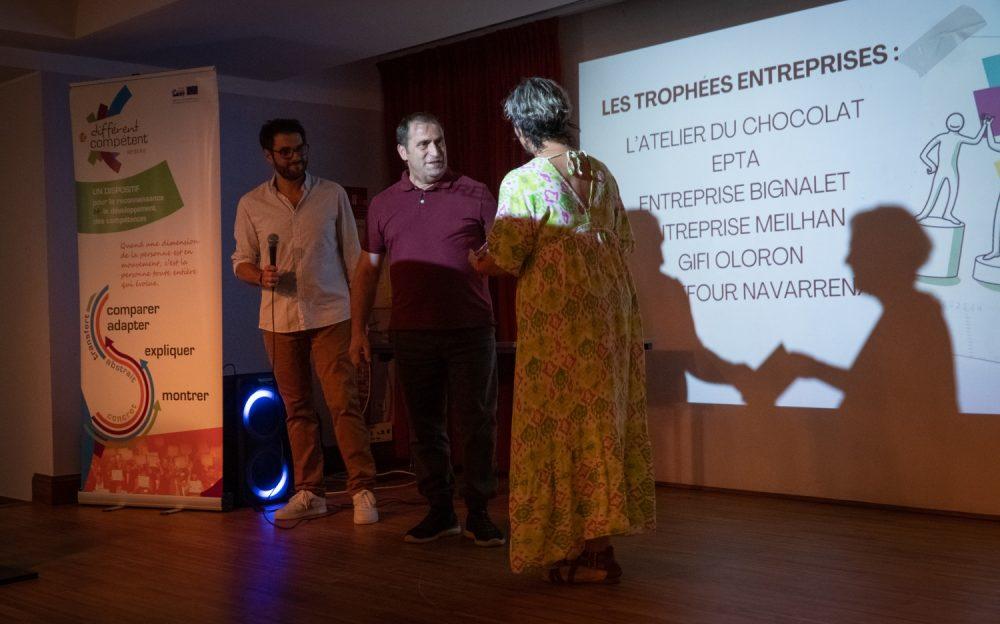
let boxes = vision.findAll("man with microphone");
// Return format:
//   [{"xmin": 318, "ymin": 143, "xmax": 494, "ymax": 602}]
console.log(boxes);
[{"xmin": 232, "ymin": 118, "xmax": 378, "ymax": 523}]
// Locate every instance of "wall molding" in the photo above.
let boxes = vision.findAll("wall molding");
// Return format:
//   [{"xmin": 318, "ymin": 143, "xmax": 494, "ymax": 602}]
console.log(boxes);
[{"xmin": 657, "ymin": 482, "xmax": 1000, "ymax": 522}]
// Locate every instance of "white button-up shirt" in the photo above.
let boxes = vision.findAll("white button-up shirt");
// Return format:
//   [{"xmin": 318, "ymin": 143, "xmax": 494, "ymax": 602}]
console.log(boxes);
[{"xmin": 232, "ymin": 173, "xmax": 360, "ymax": 333}]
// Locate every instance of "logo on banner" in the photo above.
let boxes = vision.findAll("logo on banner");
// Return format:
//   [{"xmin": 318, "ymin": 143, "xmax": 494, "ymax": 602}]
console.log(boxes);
[
  {"xmin": 171, "ymin": 84, "xmax": 200, "ymax": 102},
  {"xmin": 82, "ymin": 85, "xmax": 149, "ymax": 173},
  {"xmin": 82, "ymin": 285, "xmax": 161, "ymax": 442}
]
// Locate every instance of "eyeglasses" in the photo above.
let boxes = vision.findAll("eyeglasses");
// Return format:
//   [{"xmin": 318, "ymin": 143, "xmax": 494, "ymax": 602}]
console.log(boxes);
[{"xmin": 270, "ymin": 143, "xmax": 309, "ymax": 159}]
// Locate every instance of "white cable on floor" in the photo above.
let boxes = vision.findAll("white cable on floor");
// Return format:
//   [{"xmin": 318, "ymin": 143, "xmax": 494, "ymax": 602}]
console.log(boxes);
[{"xmin": 323, "ymin": 469, "xmax": 416, "ymax": 497}]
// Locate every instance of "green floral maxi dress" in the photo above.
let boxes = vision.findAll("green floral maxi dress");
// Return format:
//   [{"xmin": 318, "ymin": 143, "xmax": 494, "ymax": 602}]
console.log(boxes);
[{"xmin": 487, "ymin": 154, "xmax": 656, "ymax": 573}]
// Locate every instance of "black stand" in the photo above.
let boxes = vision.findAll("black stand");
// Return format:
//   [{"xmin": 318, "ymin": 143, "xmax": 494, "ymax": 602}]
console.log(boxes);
[{"xmin": 0, "ymin": 566, "xmax": 38, "ymax": 585}]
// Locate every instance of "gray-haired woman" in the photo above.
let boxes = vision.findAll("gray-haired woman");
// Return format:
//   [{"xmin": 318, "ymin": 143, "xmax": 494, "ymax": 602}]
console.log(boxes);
[{"xmin": 472, "ymin": 77, "xmax": 655, "ymax": 583}]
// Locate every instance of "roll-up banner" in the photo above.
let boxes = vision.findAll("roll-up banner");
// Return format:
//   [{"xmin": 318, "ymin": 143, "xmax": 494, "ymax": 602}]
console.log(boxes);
[{"xmin": 72, "ymin": 67, "xmax": 224, "ymax": 510}]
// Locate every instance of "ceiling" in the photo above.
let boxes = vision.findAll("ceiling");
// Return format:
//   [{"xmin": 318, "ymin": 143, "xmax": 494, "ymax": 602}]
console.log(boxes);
[{"xmin": 0, "ymin": 0, "xmax": 605, "ymax": 82}]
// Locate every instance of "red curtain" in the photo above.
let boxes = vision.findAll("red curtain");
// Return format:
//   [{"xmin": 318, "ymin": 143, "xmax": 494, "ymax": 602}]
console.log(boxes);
[{"xmin": 377, "ymin": 19, "xmax": 562, "ymax": 468}]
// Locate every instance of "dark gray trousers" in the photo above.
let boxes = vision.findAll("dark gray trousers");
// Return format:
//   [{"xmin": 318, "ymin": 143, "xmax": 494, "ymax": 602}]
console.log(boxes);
[{"xmin": 391, "ymin": 327, "xmax": 498, "ymax": 511}]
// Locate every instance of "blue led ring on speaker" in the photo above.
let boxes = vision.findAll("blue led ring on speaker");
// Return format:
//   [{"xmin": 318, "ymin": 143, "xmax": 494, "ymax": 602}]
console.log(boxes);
[
  {"xmin": 246, "ymin": 449, "xmax": 290, "ymax": 501},
  {"xmin": 242, "ymin": 388, "xmax": 282, "ymax": 439}
]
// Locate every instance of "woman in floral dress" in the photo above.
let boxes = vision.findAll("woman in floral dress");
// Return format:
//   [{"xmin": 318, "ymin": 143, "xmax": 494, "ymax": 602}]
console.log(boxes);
[{"xmin": 471, "ymin": 77, "xmax": 655, "ymax": 583}]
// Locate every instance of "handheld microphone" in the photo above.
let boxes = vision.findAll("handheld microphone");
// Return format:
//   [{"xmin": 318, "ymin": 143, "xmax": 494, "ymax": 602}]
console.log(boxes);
[{"xmin": 267, "ymin": 233, "xmax": 279, "ymax": 266}]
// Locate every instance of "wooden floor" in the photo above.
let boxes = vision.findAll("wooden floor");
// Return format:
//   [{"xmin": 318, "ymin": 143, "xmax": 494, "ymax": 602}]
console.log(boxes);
[{"xmin": 1, "ymin": 484, "xmax": 999, "ymax": 623}]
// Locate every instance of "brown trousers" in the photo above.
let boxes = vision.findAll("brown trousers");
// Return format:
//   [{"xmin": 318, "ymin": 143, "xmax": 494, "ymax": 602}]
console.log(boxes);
[{"xmin": 263, "ymin": 320, "xmax": 375, "ymax": 496}]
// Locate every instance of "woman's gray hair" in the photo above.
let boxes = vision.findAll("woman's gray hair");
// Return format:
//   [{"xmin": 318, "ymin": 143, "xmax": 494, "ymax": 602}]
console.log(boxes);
[{"xmin": 503, "ymin": 77, "xmax": 576, "ymax": 150}]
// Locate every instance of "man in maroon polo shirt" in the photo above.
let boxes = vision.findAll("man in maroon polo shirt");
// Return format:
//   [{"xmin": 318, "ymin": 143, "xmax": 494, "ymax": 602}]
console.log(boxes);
[{"xmin": 350, "ymin": 113, "xmax": 504, "ymax": 546}]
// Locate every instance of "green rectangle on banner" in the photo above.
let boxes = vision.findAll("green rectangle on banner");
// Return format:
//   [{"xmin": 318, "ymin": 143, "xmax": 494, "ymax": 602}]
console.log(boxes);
[{"xmin": 77, "ymin": 161, "xmax": 183, "ymax": 234}]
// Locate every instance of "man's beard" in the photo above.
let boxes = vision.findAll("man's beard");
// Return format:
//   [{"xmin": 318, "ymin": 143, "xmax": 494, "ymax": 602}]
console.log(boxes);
[{"xmin": 275, "ymin": 158, "xmax": 307, "ymax": 181}]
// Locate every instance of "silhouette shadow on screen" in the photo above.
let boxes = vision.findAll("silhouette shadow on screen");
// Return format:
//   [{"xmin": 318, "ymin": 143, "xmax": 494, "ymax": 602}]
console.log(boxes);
[
  {"xmin": 785, "ymin": 206, "xmax": 957, "ymax": 415},
  {"xmin": 630, "ymin": 204, "xmax": 965, "ymax": 499},
  {"xmin": 626, "ymin": 209, "xmax": 751, "ymax": 407}
]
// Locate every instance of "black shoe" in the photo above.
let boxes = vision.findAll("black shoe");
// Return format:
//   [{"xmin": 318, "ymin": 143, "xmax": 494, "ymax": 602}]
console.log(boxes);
[
  {"xmin": 463, "ymin": 510, "xmax": 505, "ymax": 547},
  {"xmin": 404, "ymin": 508, "xmax": 461, "ymax": 544}
]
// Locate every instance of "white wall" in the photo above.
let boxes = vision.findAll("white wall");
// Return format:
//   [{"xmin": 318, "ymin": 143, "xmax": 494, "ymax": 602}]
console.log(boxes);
[
  {"xmin": 13, "ymin": 0, "xmax": 996, "ymax": 513},
  {"xmin": 41, "ymin": 71, "xmax": 84, "ymax": 477},
  {"xmin": 560, "ymin": 0, "xmax": 1000, "ymax": 515},
  {"xmin": 0, "ymin": 73, "xmax": 55, "ymax": 499}
]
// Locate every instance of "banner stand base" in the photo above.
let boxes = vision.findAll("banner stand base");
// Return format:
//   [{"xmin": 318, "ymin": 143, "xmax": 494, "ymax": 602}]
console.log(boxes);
[{"xmin": 78, "ymin": 491, "xmax": 225, "ymax": 511}]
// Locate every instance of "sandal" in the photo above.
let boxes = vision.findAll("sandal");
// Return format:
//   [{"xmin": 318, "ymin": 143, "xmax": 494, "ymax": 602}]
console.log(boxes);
[
  {"xmin": 544, "ymin": 547, "xmax": 622, "ymax": 584},
  {"xmin": 544, "ymin": 559, "xmax": 573, "ymax": 584},
  {"xmin": 578, "ymin": 546, "xmax": 622, "ymax": 582}
]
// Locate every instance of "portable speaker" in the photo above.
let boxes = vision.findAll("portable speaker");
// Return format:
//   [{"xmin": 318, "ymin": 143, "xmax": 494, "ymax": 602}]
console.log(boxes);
[{"xmin": 223, "ymin": 373, "xmax": 293, "ymax": 508}]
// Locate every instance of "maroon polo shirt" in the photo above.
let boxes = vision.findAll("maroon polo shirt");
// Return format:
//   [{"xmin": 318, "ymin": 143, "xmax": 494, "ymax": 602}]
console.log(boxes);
[{"xmin": 365, "ymin": 170, "xmax": 497, "ymax": 330}]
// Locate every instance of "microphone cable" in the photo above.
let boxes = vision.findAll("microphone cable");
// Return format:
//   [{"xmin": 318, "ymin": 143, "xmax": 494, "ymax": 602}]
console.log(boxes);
[{"xmin": 256, "ymin": 263, "xmax": 292, "ymax": 525}]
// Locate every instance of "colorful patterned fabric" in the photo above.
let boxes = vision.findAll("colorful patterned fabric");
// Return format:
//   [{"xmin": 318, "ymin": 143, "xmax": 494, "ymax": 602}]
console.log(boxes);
[{"xmin": 487, "ymin": 155, "xmax": 656, "ymax": 573}]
